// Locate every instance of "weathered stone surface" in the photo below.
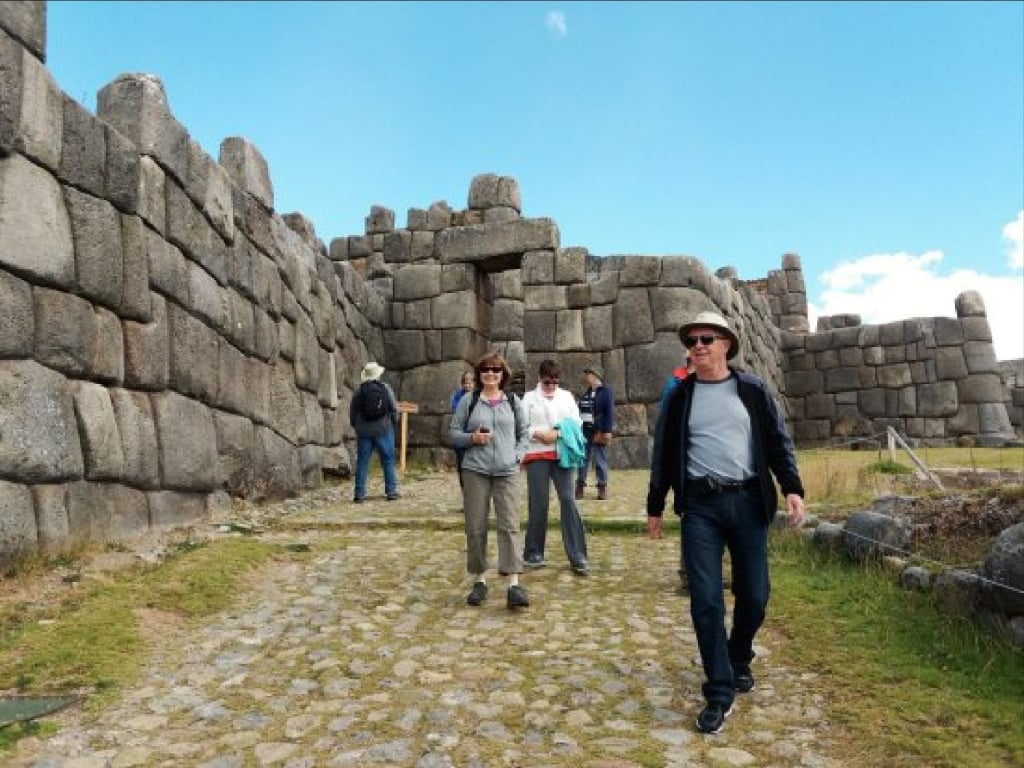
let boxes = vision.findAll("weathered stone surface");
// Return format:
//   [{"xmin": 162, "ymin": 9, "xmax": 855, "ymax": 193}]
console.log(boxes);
[
  {"xmin": 71, "ymin": 380, "xmax": 125, "ymax": 481},
  {"xmin": 467, "ymin": 173, "xmax": 520, "ymax": 212},
  {"xmin": 103, "ymin": 122, "xmax": 140, "ymax": 213},
  {"xmin": 253, "ymin": 424, "xmax": 300, "ymax": 500},
  {"xmin": 365, "ymin": 205, "xmax": 395, "ymax": 234},
  {"xmin": 59, "ymin": 94, "xmax": 105, "ymax": 196},
  {"xmin": 65, "ymin": 480, "xmax": 149, "ymax": 544},
  {"xmin": 0, "ymin": 478, "xmax": 36, "ymax": 565},
  {"xmin": 624, "ymin": 334, "xmax": 684, "ymax": 402},
  {"xmin": 152, "ymin": 390, "xmax": 220, "ymax": 491},
  {"xmin": 213, "ymin": 409, "xmax": 255, "ymax": 497},
  {"xmin": 842, "ymin": 510, "xmax": 912, "ymax": 563},
  {"xmin": 649, "ymin": 287, "xmax": 712, "ymax": 333},
  {"xmin": 954, "ymin": 290, "xmax": 986, "ymax": 318},
  {"xmin": 16, "ymin": 47, "xmax": 61, "ymax": 170},
  {"xmin": 0, "ymin": 153, "xmax": 74, "ymax": 286},
  {"xmin": 147, "ymin": 490, "xmax": 207, "ymax": 531},
  {"xmin": 166, "ymin": 301, "xmax": 219, "ymax": 401},
  {"xmin": 64, "ymin": 186, "xmax": 124, "ymax": 310},
  {"xmin": 0, "ymin": 1, "xmax": 45, "ymax": 61},
  {"xmin": 219, "ymin": 135, "xmax": 273, "ymax": 210},
  {"xmin": 431, "ymin": 290, "xmax": 476, "ymax": 329},
  {"xmin": 555, "ymin": 309, "xmax": 585, "ymax": 351},
  {"xmin": 97, "ymin": 73, "xmax": 189, "ymax": 184},
  {"xmin": 33, "ymin": 286, "xmax": 96, "ymax": 377},
  {"xmin": 957, "ymin": 374, "xmax": 1008, "ymax": 404},
  {"xmin": 123, "ymin": 292, "xmax": 170, "ymax": 391},
  {"xmin": 981, "ymin": 523, "xmax": 1024, "ymax": 615},
  {"xmin": 393, "ymin": 264, "xmax": 441, "ymax": 301},
  {"xmin": 0, "ymin": 266, "xmax": 31, "ymax": 356},
  {"xmin": 613, "ymin": 288, "xmax": 655, "ymax": 347},
  {"xmin": 436, "ymin": 218, "xmax": 558, "ymax": 264},
  {"xmin": 31, "ymin": 483, "xmax": 69, "ymax": 551},
  {"xmin": 110, "ymin": 388, "xmax": 159, "ymax": 488}
]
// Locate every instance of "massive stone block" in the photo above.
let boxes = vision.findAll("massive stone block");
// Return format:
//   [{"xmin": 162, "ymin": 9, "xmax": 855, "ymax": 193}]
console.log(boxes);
[
  {"xmin": 123, "ymin": 291, "xmax": 170, "ymax": 391},
  {"xmin": 33, "ymin": 286, "xmax": 96, "ymax": 378},
  {"xmin": 0, "ymin": 1, "xmax": 45, "ymax": 61},
  {"xmin": 70, "ymin": 380, "xmax": 125, "ymax": 481},
  {"xmin": 0, "ymin": 153, "xmax": 74, "ymax": 286},
  {"xmin": 110, "ymin": 387, "xmax": 159, "ymax": 488},
  {"xmin": 220, "ymin": 135, "xmax": 273, "ymax": 210},
  {"xmin": 16, "ymin": 46, "xmax": 61, "ymax": 170},
  {"xmin": 436, "ymin": 218, "xmax": 559, "ymax": 264},
  {"xmin": 0, "ymin": 478, "xmax": 36, "ymax": 565},
  {"xmin": 64, "ymin": 186, "xmax": 124, "ymax": 310},
  {"xmin": 152, "ymin": 390, "xmax": 220, "ymax": 491},
  {"xmin": 59, "ymin": 94, "xmax": 105, "ymax": 196},
  {"xmin": 0, "ymin": 266, "xmax": 31, "ymax": 356},
  {"xmin": 66, "ymin": 480, "xmax": 149, "ymax": 544},
  {"xmin": 97, "ymin": 73, "xmax": 189, "ymax": 185}
]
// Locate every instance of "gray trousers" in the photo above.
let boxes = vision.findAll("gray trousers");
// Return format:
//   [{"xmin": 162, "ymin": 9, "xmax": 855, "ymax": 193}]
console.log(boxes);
[
  {"xmin": 523, "ymin": 460, "xmax": 589, "ymax": 567},
  {"xmin": 462, "ymin": 470, "xmax": 523, "ymax": 576}
]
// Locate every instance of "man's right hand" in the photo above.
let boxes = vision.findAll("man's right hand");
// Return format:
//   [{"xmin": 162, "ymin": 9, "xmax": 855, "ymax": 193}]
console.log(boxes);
[{"xmin": 646, "ymin": 516, "xmax": 663, "ymax": 539}]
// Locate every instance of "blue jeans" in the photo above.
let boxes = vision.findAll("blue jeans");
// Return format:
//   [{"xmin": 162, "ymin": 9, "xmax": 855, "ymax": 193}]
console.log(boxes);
[
  {"xmin": 354, "ymin": 432, "xmax": 398, "ymax": 500},
  {"xmin": 682, "ymin": 486, "xmax": 769, "ymax": 707},
  {"xmin": 576, "ymin": 435, "xmax": 608, "ymax": 489}
]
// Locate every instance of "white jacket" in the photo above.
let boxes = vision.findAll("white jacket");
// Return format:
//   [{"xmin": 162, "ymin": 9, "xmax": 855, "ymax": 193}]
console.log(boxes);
[{"xmin": 521, "ymin": 385, "xmax": 582, "ymax": 459}]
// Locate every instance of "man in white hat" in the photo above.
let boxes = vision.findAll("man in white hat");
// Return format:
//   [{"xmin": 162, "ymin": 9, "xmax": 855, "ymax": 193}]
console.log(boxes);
[
  {"xmin": 349, "ymin": 362, "xmax": 400, "ymax": 503},
  {"xmin": 646, "ymin": 310, "xmax": 805, "ymax": 734}
]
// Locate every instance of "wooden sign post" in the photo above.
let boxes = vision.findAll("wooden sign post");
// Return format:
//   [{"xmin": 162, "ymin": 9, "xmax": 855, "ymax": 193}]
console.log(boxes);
[{"xmin": 396, "ymin": 402, "xmax": 419, "ymax": 475}]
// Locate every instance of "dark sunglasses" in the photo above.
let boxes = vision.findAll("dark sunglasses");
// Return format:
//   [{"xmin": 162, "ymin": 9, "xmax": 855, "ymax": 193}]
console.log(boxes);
[
  {"xmin": 541, "ymin": 378, "xmax": 559, "ymax": 386},
  {"xmin": 683, "ymin": 334, "xmax": 725, "ymax": 349},
  {"xmin": 479, "ymin": 366, "xmax": 503, "ymax": 374}
]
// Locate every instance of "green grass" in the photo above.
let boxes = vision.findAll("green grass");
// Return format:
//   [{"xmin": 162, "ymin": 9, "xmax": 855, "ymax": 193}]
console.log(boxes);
[
  {"xmin": 0, "ymin": 538, "xmax": 279, "ymax": 703},
  {"xmin": 769, "ymin": 531, "xmax": 1024, "ymax": 768}
]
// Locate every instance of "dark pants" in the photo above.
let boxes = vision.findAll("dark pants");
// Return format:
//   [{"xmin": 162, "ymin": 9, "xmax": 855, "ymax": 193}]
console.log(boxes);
[
  {"xmin": 682, "ymin": 485, "xmax": 769, "ymax": 708},
  {"xmin": 454, "ymin": 448, "xmax": 466, "ymax": 489},
  {"xmin": 576, "ymin": 433, "xmax": 608, "ymax": 489}
]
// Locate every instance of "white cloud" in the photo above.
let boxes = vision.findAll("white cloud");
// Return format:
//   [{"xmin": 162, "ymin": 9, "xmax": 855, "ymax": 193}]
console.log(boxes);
[
  {"xmin": 808, "ymin": 250, "xmax": 1024, "ymax": 361},
  {"xmin": 1003, "ymin": 210, "xmax": 1023, "ymax": 269},
  {"xmin": 545, "ymin": 10, "xmax": 567, "ymax": 39}
]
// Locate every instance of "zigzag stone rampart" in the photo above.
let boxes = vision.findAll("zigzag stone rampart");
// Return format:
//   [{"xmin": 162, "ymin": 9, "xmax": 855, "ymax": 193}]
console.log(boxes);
[{"xmin": 0, "ymin": 1, "xmax": 1018, "ymax": 564}]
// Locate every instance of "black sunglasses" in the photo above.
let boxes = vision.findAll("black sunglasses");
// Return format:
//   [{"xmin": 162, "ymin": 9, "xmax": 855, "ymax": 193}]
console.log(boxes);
[
  {"xmin": 479, "ymin": 366, "xmax": 503, "ymax": 373},
  {"xmin": 683, "ymin": 334, "xmax": 725, "ymax": 348}
]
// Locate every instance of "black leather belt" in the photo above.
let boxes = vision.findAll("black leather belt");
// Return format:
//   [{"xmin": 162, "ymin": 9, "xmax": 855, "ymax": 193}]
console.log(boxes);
[{"xmin": 687, "ymin": 476, "xmax": 758, "ymax": 496}]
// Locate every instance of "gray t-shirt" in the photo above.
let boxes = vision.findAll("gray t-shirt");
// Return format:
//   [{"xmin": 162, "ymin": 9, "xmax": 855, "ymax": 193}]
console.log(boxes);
[{"xmin": 686, "ymin": 377, "xmax": 755, "ymax": 481}]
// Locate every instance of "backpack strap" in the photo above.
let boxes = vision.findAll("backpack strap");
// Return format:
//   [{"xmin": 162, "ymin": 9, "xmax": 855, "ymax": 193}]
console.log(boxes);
[{"xmin": 466, "ymin": 389, "xmax": 520, "ymax": 435}]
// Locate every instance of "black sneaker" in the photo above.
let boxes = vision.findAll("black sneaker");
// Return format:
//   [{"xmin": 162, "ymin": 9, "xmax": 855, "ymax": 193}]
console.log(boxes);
[
  {"xmin": 523, "ymin": 556, "xmax": 546, "ymax": 569},
  {"xmin": 733, "ymin": 665, "xmax": 755, "ymax": 693},
  {"xmin": 696, "ymin": 702, "xmax": 733, "ymax": 734},
  {"xmin": 353, "ymin": 496, "xmax": 366, "ymax": 504},
  {"xmin": 506, "ymin": 585, "xmax": 530, "ymax": 609},
  {"xmin": 386, "ymin": 493, "xmax": 400, "ymax": 501},
  {"xmin": 571, "ymin": 561, "xmax": 589, "ymax": 575},
  {"xmin": 466, "ymin": 581, "xmax": 488, "ymax": 606}
]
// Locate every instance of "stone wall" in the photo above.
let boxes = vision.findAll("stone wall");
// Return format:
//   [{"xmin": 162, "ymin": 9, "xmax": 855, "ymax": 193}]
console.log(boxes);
[{"xmin": 0, "ymin": 2, "xmax": 1017, "ymax": 564}]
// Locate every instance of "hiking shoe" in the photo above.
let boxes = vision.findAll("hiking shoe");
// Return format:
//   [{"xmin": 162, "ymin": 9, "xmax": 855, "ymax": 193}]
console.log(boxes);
[
  {"xmin": 524, "ymin": 556, "xmax": 546, "ymax": 569},
  {"xmin": 733, "ymin": 665, "xmax": 755, "ymax": 693},
  {"xmin": 353, "ymin": 496, "xmax": 366, "ymax": 504},
  {"xmin": 571, "ymin": 561, "xmax": 589, "ymax": 575},
  {"xmin": 386, "ymin": 493, "xmax": 400, "ymax": 501},
  {"xmin": 574, "ymin": 486, "xmax": 585, "ymax": 501},
  {"xmin": 466, "ymin": 581, "xmax": 488, "ymax": 606},
  {"xmin": 695, "ymin": 702, "xmax": 733, "ymax": 734},
  {"xmin": 506, "ymin": 585, "xmax": 530, "ymax": 609},
  {"xmin": 597, "ymin": 486, "xmax": 607, "ymax": 500}
]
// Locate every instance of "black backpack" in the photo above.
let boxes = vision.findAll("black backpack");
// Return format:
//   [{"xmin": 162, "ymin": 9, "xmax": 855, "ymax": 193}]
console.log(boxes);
[{"xmin": 358, "ymin": 380, "xmax": 390, "ymax": 420}]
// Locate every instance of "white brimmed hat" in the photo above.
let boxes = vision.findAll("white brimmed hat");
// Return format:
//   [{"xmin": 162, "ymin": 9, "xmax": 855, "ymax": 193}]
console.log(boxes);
[
  {"xmin": 678, "ymin": 311, "xmax": 740, "ymax": 360},
  {"xmin": 360, "ymin": 362, "xmax": 385, "ymax": 381}
]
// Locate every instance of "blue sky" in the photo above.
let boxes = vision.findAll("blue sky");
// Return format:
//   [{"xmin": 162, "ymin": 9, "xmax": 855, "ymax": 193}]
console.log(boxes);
[{"xmin": 46, "ymin": 1, "xmax": 1023, "ymax": 359}]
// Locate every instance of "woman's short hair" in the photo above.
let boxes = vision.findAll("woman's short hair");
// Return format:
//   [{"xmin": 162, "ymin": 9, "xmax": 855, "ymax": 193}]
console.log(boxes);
[
  {"xmin": 475, "ymin": 352, "xmax": 512, "ymax": 390},
  {"xmin": 538, "ymin": 359, "xmax": 561, "ymax": 381}
]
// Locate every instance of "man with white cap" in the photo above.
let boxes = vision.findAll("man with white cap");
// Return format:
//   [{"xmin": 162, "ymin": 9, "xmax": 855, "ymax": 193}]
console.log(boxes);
[
  {"xmin": 646, "ymin": 310, "xmax": 805, "ymax": 734},
  {"xmin": 349, "ymin": 361, "xmax": 400, "ymax": 503}
]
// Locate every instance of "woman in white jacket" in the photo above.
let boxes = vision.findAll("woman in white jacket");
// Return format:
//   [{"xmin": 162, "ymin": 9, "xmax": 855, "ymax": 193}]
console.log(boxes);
[{"xmin": 521, "ymin": 359, "xmax": 589, "ymax": 574}]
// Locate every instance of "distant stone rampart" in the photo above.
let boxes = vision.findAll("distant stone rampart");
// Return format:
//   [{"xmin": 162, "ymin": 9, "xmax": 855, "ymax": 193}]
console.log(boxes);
[{"xmin": 0, "ymin": 2, "xmax": 1016, "ymax": 563}]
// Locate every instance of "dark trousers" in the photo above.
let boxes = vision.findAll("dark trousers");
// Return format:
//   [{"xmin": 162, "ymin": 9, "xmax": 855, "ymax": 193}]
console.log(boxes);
[{"xmin": 682, "ymin": 486, "xmax": 769, "ymax": 707}]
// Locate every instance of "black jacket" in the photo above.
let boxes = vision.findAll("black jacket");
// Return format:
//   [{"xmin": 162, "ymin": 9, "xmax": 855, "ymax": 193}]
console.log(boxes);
[{"xmin": 646, "ymin": 370, "xmax": 804, "ymax": 523}]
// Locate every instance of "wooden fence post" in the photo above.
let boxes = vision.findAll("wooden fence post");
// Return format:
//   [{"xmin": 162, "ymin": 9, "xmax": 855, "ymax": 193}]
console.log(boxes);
[{"xmin": 397, "ymin": 402, "xmax": 419, "ymax": 475}]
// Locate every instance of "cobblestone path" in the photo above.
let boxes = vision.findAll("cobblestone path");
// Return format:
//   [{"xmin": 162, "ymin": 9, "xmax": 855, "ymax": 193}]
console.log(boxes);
[{"xmin": 10, "ymin": 472, "xmax": 838, "ymax": 767}]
